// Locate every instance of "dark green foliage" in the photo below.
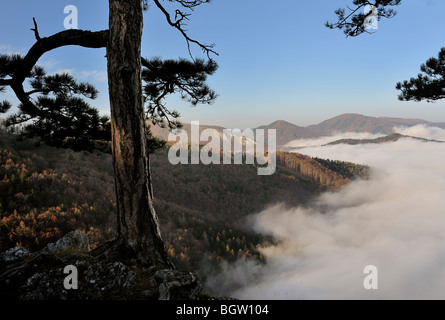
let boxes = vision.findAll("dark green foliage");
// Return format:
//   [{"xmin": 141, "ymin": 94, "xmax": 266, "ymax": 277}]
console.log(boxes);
[
  {"xmin": 0, "ymin": 53, "xmax": 111, "ymax": 152},
  {"xmin": 142, "ymin": 57, "xmax": 218, "ymax": 129},
  {"xmin": 0, "ymin": 54, "xmax": 24, "ymax": 78},
  {"xmin": 0, "ymin": 101, "xmax": 12, "ymax": 113},
  {"xmin": 326, "ymin": 0, "xmax": 401, "ymax": 37},
  {"xmin": 21, "ymin": 96, "xmax": 109, "ymax": 152},
  {"xmin": 146, "ymin": 125, "xmax": 167, "ymax": 154},
  {"xmin": 0, "ymin": 54, "xmax": 217, "ymax": 154},
  {"xmin": 396, "ymin": 47, "xmax": 445, "ymax": 102}
]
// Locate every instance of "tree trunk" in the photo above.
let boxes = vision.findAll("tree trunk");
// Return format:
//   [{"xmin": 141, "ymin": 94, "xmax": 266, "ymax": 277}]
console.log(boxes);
[{"xmin": 107, "ymin": 0, "xmax": 172, "ymax": 267}]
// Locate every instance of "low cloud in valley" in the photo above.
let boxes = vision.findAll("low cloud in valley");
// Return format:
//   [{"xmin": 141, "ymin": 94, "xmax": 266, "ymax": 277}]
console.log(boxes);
[{"xmin": 207, "ymin": 125, "xmax": 445, "ymax": 299}]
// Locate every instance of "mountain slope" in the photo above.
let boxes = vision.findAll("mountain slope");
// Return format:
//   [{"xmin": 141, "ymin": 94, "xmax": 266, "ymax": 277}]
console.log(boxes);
[
  {"xmin": 308, "ymin": 113, "xmax": 445, "ymax": 135},
  {"xmin": 256, "ymin": 120, "xmax": 320, "ymax": 146},
  {"xmin": 150, "ymin": 119, "xmax": 320, "ymax": 147},
  {"xmin": 0, "ymin": 130, "xmax": 367, "ymax": 277},
  {"xmin": 276, "ymin": 151, "xmax": 368, "ymax": 189},
  {"xmin": 151, "ymin": 114, "xmax": 445, "ymax": 147},
  {"xmin": 149, "ymin": 122, "xmax": 226, "ymax": 142}
]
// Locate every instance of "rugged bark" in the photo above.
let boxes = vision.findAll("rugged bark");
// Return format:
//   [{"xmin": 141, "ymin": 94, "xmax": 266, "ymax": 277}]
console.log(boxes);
[
  {"xmin": 1, "ymin": 0, "xmax": 175, "ymax": 269},
  {"xmin": 107, "ymin": 0, "xmax": 172, "ymax": 267}
]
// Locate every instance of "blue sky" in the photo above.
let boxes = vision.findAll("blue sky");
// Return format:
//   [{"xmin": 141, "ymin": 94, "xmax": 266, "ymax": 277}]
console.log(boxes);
[{"xmin": 1, "ymin": 0, "xmax": 445, "ymax": 128}]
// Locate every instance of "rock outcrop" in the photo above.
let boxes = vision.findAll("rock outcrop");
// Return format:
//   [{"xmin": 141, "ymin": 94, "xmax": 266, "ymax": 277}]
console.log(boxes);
[
  {"xmin": 43, "ymin": 231, "xmax": 90, "ymax": 254},
  {"xmin": 0, "ymin": 232, "xmax": 204, "ymax": 300}
]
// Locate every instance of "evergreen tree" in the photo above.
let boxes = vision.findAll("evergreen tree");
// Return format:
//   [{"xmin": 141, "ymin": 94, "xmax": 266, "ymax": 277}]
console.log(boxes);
[
  {"xmin": 143, "ymin": 57, "xmax": 217, "ymax": 130},
  {"xmin": 326, "ymin": 1, "xmax": 445, "ymax": 104},
  {"xmin": 396, "ymin": 47, "xmax": 445, "ymax": 102},
  {"xmin": 326, "ymin": 0, "xmax": 401, "ymax": 37},
  {"xmin": 0, "ymin": 56, "xmax": 109, "ymax": 152},
  {"xmin": 0, "ymin": 54, "xmax": 217, "ymax": 153},
  {"xmin": 0, "ymin": 0, "xmax": 217, "ymax": 267}
]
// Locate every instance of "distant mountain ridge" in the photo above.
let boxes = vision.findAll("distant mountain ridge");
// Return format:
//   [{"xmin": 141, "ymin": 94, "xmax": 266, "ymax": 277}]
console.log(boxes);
[
  {"xmin": 308, "ymin": 113, "xmax": 445, "ymax": 136},
  {"xmin": 149, "ymin": 122, "xmax": 226, "ymax": 143},
  {"xmin": 149, "ymin": 113, "xmax": 445, "ymax": 147},
  {"xmin": 149, "ymin": 120, "xmax": 320, "ymax": 147},
  {"xmin": 255, "ymin": 120, "xmax": 320, "ymax": 146}
]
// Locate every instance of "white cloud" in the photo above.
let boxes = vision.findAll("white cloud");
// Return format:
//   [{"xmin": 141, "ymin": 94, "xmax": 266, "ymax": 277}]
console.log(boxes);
[
  {"xmin": 206, "ymin": 127, "xmax": 445, "ymax": 299},
  {"xmin": 0, "ymin": 44, "xmax": 25, "ymax": 55},
  {"xmin": 54, "ymin": 69, "xmax": 75, "ymax": 75},
  {"xmin": 393, "ymin": 124, "xmax": 445, "ymax": 141},
  {"xmin": 79, "ymin": 70, "xmax": 107, "ymax": 83},
  {"xmin": 38, "ymin": 58, "xmax": 62, "ymax": 71},
  {"xmin": 283, "ymin": 125, "xmax": 445, "ymax": 150},
  {"xmin": 284, "ymin": 131, "xmax": 385, "ymax": 149}
]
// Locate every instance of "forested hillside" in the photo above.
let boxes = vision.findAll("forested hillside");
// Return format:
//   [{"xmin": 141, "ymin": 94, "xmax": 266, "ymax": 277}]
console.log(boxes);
[
  {"xmin": 276, "ymin": 152, "xmax": 368, "ymax": 188},
  {"xmin": 0, "ymin": 129, "xmax": 368, "ymax": 280},
  {"xmin": 325, "ymin": 133, "xmax": 444, "ymax": 146}
]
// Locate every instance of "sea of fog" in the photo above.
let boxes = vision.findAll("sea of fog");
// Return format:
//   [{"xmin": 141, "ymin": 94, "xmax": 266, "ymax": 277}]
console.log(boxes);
[{"xmin": 206, "ymin": 125, "xmax": 445, "ymax": 299}]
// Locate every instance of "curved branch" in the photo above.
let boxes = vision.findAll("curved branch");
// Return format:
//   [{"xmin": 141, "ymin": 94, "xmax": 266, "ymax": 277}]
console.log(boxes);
[
  {"xmin": 14, "ymin": 29, "xmax": 109, "ymax": 83},
  {"xmin": 3, "ymin": 27, "xmax": 109, "ymax": 121}
]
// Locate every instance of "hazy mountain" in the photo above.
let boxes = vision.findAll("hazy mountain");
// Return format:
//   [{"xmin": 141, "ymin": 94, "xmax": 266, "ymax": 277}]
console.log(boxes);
[
  {"xmin": 150, "ymin": 120, "xmax": 320, "ymax": 147},
  {"xmin": 150, "ymin": 114, "xmax": 445, "ymax": 148},
  {"xmin": 307, "ymin": 113, "xmax": 445, "ymax": 135},
  {"xmin": 149, "ymin": 122, "xmax": 226, "ymax": 143},
  {"xmin": 255, "ymin": 120, "xmax": 320, "ymax": 146}
]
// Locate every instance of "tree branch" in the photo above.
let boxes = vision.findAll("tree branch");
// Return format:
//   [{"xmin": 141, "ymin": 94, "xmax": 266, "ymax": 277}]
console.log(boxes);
[
  {"xmin": 174, "ymin": 0, "xmax": 211, "ymax": 10},
  {"xmin": 30, "ymin": 17, "xmax": 41, "ymax": 41},
  {"xmin": 0, "ymin": 78, "xmax": 12, "ymax": 86},
  {"xmin": 153, "ymin": 0, "xmax": 218, "ymax": 59},
  {"xmin": 326, "ymin": 0, "xmax": 401, "ymax": 37},
  {"xmin": 14, "ymin": 28, "xmax": 109, "ymax": 83},
  {"xmin": 2, "ymin": 23, "xmax": 109, "ymax": 122}
]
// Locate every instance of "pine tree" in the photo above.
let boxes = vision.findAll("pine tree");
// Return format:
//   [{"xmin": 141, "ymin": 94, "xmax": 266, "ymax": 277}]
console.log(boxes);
[
  {"xmin": 396, "ymin": 47, "xmax": 445, "ymax": 102},
  {"xmin": 0, "ymin": 56, "xmax": 108, "ymax": 152},
  {"xmin": 0, "ymin": 0, "xmax": 217, "ymax": 267},
  {"xmin": 326, "ymin": 0, "xmax": 401, "ymax": 37},
  {"xmin": 326, "ymin": 1, "xmax": 445, "ymax": 105},
  {"xmin": 143, "ymin": 57, "xmax": 217, "ymax": 130}
]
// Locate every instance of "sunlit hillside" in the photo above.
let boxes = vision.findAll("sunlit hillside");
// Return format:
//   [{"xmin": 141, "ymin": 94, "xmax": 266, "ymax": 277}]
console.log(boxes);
[{"xmin": 0, "ymin": 128, "xmax": 368, "ymax": 280}]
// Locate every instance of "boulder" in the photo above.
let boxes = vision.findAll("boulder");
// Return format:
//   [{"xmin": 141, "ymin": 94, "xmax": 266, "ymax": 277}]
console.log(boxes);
[
  {"xmin": 155, "ymin": 269, "xmax": 202, "ymax": 300},
  {"xmin": 44, "ymin": 231, "xmax": 90, "ymax": 254}
]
